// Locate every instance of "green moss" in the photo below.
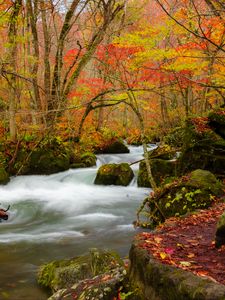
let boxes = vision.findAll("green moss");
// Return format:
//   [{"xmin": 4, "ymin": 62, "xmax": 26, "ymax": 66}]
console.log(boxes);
[
  {"xmin": 80, "ymin": 152, "xmax": 96, "ymax": 167},
  {"xmin": 164, "ymin": 127, "xmax": 185, "ymax": 148},
  {"xmin": 0, "ymin": 167, "xmax": 9, "ymax": 184},
  {"xmin": 208, "ymin": 110, "xmax": 225, "ymax": 126},
  {"xmin": 139, "ymin": 169, "xmax": 224, "ymax": 226},
  {"xmin": 28, "ymin": 150, "xmax": 70, "ymax": 175},
  {"xmin": 70, "ymin": 162, "xmax": 86, "ymax": 168},
  {"xmin": 208, "ymin": 110, "xmax": 225, "ymax": 139},
  {"xmin": 149, "ymin": 144, "xmax": 176, "ymax": 160},
  {"xmin": 178, "ymin": 114, "xmax": 225, "ymax": 176},
  {"xmin": 215, "ymin": 210, "xmax": 225, "ymax": 248},
  {"xmin": 138, "ymin": 159, "xmax": 177, "ymax": 188},
  {"xmin": 187, "ymin": 169, "xmax": 223, "ymax": 196},
  {"xmin": 94, "ymin": 163, "xmax": 134, "ymax": 186},
  {"xmin": 38, "ymin": 249, "xmax": 123, "ymax": 292},
  {"xmin": 100, "ymin": 140, "xmax": 129, "ymax": 154}
]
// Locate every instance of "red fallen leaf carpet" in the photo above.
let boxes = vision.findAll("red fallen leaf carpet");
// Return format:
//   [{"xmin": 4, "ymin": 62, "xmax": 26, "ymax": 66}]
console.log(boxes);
[{"xmin": 139, "ymin": 202, "xmax": 225, "ymax": 285}]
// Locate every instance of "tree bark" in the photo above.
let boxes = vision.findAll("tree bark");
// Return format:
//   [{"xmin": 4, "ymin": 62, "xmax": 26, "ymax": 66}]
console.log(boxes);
[{"xmin": 8, "ymin": 0, "xmax": 23, "ymax": 141}]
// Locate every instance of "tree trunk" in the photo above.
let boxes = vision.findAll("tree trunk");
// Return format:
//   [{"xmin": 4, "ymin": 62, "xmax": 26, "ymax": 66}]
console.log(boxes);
[{"xmin": 8, "ymin": 0, "xmax": 23, "ymax": 141}]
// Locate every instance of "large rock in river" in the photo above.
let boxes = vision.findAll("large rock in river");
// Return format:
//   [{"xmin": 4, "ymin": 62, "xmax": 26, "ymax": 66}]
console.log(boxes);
[
  {"xmin": 98, "ymin": 139, "xmax": 129, "ymax": 154},
  {"xmin": 94, "ymin": 163, "xmax": 134, "ymax": 186},
  {"xmin": 70, "ymin": 151, "xmax": 97, "ymax": 169}
]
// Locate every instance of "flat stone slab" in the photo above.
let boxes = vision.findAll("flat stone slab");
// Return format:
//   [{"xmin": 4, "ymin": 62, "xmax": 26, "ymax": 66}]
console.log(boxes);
[{"xmin": 129, "ymin": 237, "xmax": 225, "ymax": 300}]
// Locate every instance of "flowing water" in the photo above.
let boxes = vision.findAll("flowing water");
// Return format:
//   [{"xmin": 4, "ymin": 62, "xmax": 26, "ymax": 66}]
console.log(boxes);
[{"xmin": 0, "ymin": 145, "xmax": 153, "ymax": 300}]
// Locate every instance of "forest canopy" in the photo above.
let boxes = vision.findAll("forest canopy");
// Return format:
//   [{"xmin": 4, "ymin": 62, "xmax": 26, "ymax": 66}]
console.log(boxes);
[{"xmin": 0, "ymin": 0, "xmax": 224, "ymax": 141}]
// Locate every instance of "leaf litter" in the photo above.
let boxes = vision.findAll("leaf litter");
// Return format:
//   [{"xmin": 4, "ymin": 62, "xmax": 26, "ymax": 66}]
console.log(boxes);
[{"xmin": 139, "ymin": 203, "xmax": 225, "ymax": 284}]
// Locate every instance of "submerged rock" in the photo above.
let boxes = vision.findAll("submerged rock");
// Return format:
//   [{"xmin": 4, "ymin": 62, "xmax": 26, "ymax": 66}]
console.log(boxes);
[
  {"xmin": 94, "ymin": 163, "xmax": 134, "ymax": 186},
  {"xmin": 215, "ymin": 210, "xmax": 225, "ymax": 248}
]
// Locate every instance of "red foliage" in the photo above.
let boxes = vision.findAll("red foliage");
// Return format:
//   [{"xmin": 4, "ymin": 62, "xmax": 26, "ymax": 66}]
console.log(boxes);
[{"xmin": 191, "ymin": 117, "xmax": 211, "ymax": 133}]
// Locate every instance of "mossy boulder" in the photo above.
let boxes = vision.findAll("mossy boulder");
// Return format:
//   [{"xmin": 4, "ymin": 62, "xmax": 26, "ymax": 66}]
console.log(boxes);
[
  {"xmin": 48, "ymin": 267, "xmax": 126, "ymax": 300},
  {"xmin": 138, "ymin": 159, "xmax": 177, "ymax": 188},
  {"xmin": 178, "ymin": 117, "xmax": 225, "ymax": 176},
  {"xmin": 215, "ymin": 210, "xmax": 225, "ymax": 248},
  {"xmin": 164, "ymin": 127, "xmax": 186, "ymax": 148},
  {"xmin": 148, "ymin": 144, "xmax": 176, "ymax": 160},
  {"xmin": 208, "ymin": 109, "xmax": 225, "ymax": 139},
  {"xmin": 99, "ymin": 140, "xmax": 129, "ymax": 154},
  {"xmin": 37, "ymin": 249, "xmax": 123, "ymax": 293},
  {"xmin": 28, "ymin": 149, "xmax": 70, "ymax": 175},
  {"xmin": 0, "ymin": 167, "xmax": 9, "ymax": 184},
  {"xmin": 94, "ymin": 163, "xmax": 134, "ymax": 186},
  {"xmin": 140, "ymin": 169, "xmax": 224, "ymax": 226},
  {"xmin": 70, "ymin": 151, "xmax": 97, "ymax": 169},
  {"xmin": 80, "ymin": 152, "xmax": 96, "ymax": 167},
  {"xmin": 8, "ymin": 137, "xmax": 70, "ymax": 175},
  {"xmin": 126, "ymin": 134, "xmax": 142, "ymax": 146}
]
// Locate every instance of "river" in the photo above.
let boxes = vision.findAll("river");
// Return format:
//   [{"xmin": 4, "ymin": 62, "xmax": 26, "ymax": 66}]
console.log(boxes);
[{"xmin": 0, "ymin": 144, "xmax": 153, "ymax": 300}]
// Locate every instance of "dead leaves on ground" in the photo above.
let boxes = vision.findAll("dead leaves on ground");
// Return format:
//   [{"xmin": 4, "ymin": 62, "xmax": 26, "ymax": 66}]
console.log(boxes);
[{"xmin": 139, "ymin": 203, "xmax": 225, "ymax": 285}]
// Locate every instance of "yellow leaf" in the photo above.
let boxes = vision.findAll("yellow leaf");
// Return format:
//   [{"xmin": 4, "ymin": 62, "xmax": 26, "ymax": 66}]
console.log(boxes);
[
  {"xmin": 160, "ymin": 252, "xmax": 167, "ymax": 259},
  {"xmin": 187, "ymin": 253, "xmax": 195, "ymax": 258},
  {"xmin": 154, "ymin": 237, "xmax": 162, "ymax": 244}
]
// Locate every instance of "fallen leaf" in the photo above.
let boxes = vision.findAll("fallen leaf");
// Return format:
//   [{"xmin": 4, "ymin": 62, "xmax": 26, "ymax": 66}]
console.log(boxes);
[
  {"xmin": 165, "ymin": 247, "xmax": 174, "ymax": 255},
  {"xmin": 154, "ymin": 237, "xmax": 162, "ymax": 244},
  {"xmin": 160, "ymin": 252, "xmax": 167, "ymax": 259},
  {"xmin": 179, "ymin": 261, "xmax": 192, "ymax": 267},
  {"xmin": 187, "ymin": 253, "xmax": 195, "ymax": 258}
]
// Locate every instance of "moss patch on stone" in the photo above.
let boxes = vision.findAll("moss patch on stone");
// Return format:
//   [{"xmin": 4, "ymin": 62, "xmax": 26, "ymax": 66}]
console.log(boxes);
[
  {"xmin": 94, "ymin": 163, "xmax": 134, "ymax": 186},
  {"xmin": 99, "ymin": 140, "xmax": 129, "ymax": 154},
  {"xmin": 208, "ymin": 110, "xmax": 225, "ymax": 139},
  {"xmin": 37, "ymin": 249, "xmax": 123, "ymax": 292},
  {"xmin": 138, "ymin": 169, "xmax": 224, "ymax": 227},
  {"xmin": 216, "ymin": 210, "xmax": 225, "ymax": 248},
  {"xmin": 138, "ymin": 159, "xmax": 177, "ymax": 188},
  {"xmin": 178, "ymin": 116, "xmax": 225, "ymax": 176},
  {"xmin": 0, "ymin": 167, "xmax": 9, "ymax": 184}
]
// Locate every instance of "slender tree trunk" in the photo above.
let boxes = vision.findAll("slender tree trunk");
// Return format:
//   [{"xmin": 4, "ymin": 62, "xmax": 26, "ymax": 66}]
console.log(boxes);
[
  {"xmin": 8, "ymin": 0, "xmax": 22, "ymax": 141},
  {"xmin": 40, "ymin": 0, "xmax": 51, "ymax": 112},
  {"xmin": 27, "ymin": 0, "xmax": 41, "ymax": 107},
  {"xmin": 127, "ymin": 90, "xmax": 157, "ymax": 190},
  {"xmin": 96, "ymin": 105, "xmax": 104, "ymax": 131}
]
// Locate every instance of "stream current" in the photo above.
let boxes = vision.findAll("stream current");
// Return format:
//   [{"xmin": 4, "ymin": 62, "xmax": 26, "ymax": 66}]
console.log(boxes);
[{"xmin": 0, "ymin": 144, "xmax": 153, "ymax": 300}]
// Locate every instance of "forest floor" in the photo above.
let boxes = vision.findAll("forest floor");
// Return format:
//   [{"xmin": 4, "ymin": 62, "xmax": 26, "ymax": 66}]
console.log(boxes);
[{"xmin": 139, "ymin": 201, "xmax": 225, "ymax": 285}]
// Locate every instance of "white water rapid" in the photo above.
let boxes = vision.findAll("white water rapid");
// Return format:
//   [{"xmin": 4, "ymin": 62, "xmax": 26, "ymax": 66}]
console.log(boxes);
[{"xmin": 0, "ymin": 144, "xmax": 153, "ymax": 300}]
